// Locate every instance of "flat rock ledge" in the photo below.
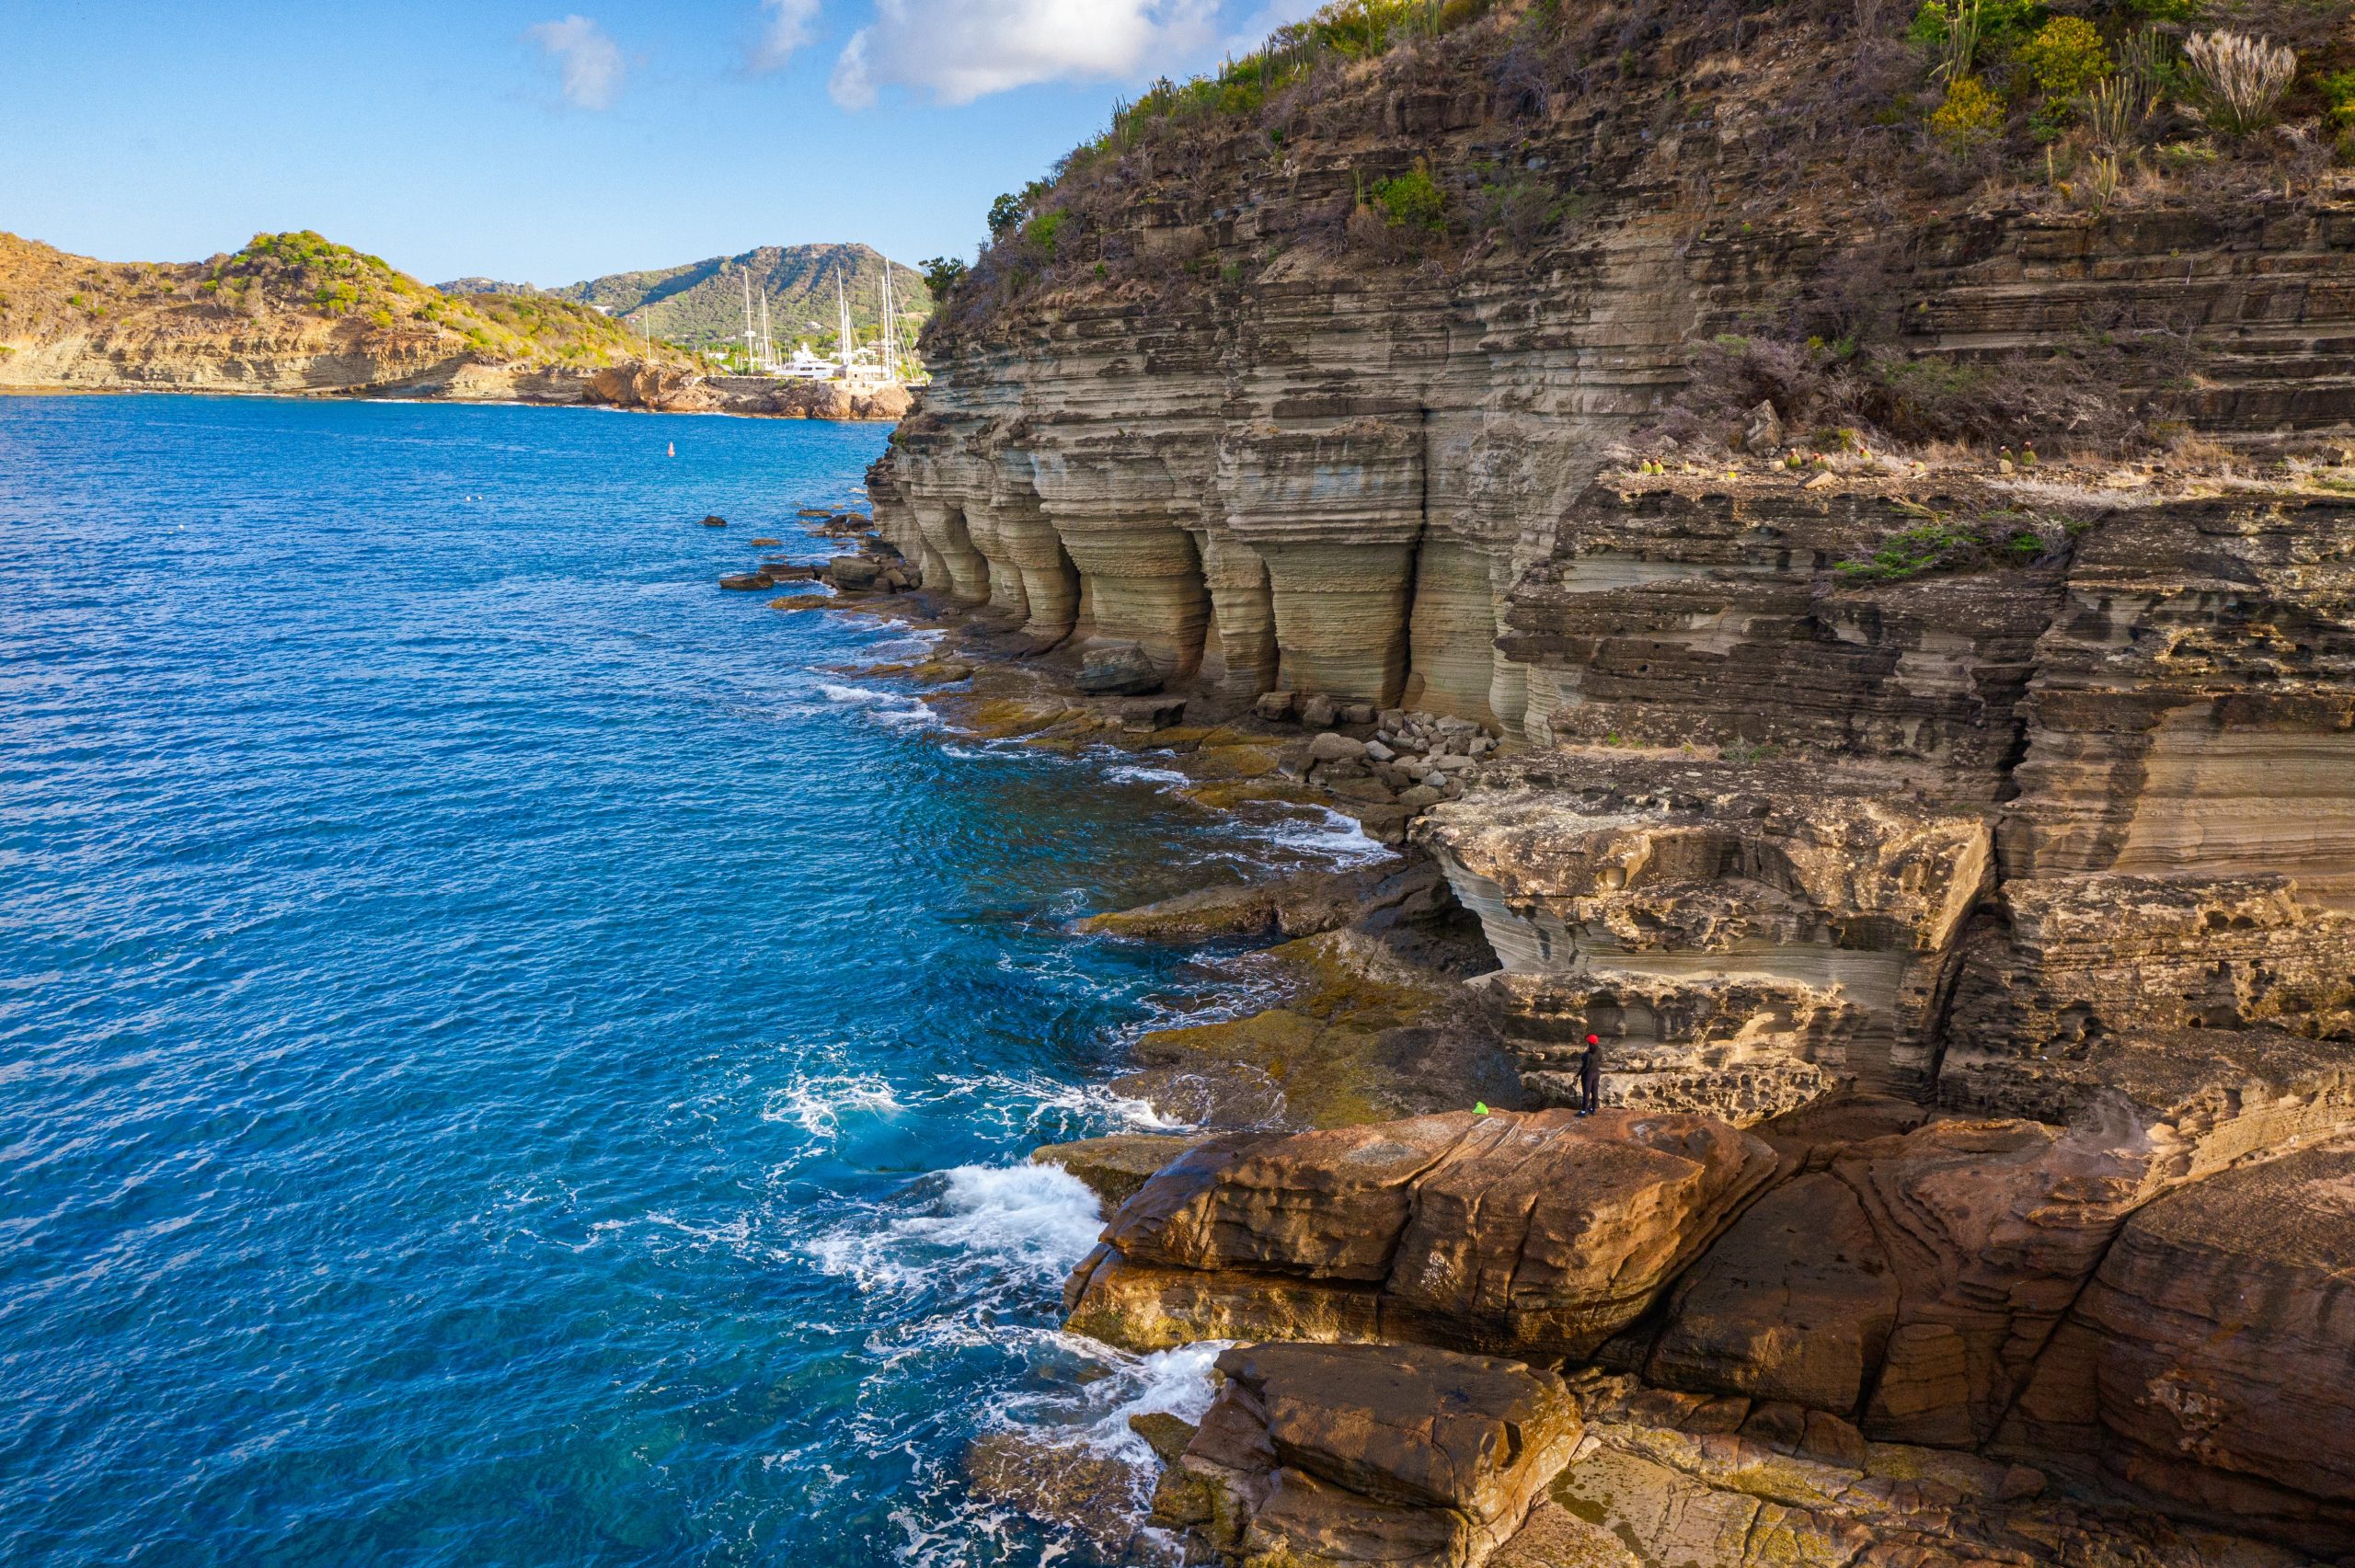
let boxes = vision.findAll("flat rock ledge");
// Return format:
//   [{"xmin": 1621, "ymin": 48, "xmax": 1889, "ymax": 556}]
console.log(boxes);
[{"xmin": 1064, "ymin": 1108, "xmax": 1780, "ymax": 1359}]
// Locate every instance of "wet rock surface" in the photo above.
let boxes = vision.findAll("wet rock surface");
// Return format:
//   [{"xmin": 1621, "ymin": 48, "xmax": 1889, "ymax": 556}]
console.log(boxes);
[{"xmin": 1028, "ymin": 1134, "xmax": 1202, "ymax": 1213}]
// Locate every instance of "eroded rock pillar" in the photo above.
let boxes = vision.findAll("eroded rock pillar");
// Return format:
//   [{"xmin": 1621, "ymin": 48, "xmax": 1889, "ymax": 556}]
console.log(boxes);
[
  {"xmin": 1220, "ymin": 422, "xmax": 1428, "ymax": 707},
  {"xmin": 1051, "ymin": 516, "xmax": 1212, "ymax": 681},
  {"xmin": 1407, "ymin": 535, "xmax": 1503, "ymax": 725},
  {"xmin": 981, "ymin": 457, "xmax": 1079, "ymax": 641},
  {"xmin": 960, "ymin": 502, "xmax": 1029, "ymax": 623},
  {"xmin": 910, "ymin": 499, "xmax": 990, "ymax": 603},
  {"xmin": 1195, "ymin": 527, "xmax": 1277, "ymax": 698},
  {"xmin": 1258, "ymin": 541, "xmax": 1419, "ymax": 706}
]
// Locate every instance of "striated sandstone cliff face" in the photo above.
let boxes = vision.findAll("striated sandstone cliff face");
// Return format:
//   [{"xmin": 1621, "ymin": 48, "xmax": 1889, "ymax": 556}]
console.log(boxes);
[
  {"xmin": 869, "ymin": 149, "xmax": 2355, "ymax": 729},
  {"xmin": 883, "ymin": 4, "xmax": 2355, "ymax": 1557},
  {"xmin": 865, "ymin": 2, "xmax": 2355, "ymax": 1131}
]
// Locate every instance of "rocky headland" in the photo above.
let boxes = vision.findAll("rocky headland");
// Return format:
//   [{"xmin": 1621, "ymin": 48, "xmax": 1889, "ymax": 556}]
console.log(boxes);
[
  {"xmin": 0, "ymin": 230, "xmax": 912, "ymax": 419},
  {"xmin": 762, "ymin": 0, "xmax": 2355, "ymax": 1559}
]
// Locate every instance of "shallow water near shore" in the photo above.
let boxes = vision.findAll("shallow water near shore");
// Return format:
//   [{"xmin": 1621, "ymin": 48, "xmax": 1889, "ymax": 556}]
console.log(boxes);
[{"xmin": 0, "ymin": 396, "xmax": 1361, "ymax": 1566}]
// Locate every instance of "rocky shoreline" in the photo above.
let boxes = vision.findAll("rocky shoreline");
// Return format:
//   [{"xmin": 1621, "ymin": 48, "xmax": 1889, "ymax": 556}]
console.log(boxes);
[
  {"xmin": 0, "ymin": 231, "xmax": 913, "ymax": 420},
  {"xmin": 0, "ymin": 368, "xmax": 912, "ymax": 421},
  {"xmin": 757, "ymin": 0, "xmax": 2355, "ymax": 1548},
  {"xmin": 723, "ymin": 469, "xmax": 2355, "ymax": 1566}
]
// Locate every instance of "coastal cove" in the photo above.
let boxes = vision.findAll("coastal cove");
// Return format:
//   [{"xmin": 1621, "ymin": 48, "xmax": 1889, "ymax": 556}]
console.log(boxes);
[{"xmin": 0, "ymin": 395, "xmax": 1377, "ymax": 1567}]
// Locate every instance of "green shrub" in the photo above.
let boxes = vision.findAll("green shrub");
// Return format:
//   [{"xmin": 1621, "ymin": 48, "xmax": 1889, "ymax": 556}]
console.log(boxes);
[
  {"xmin": 1022, "ymin": 211, "xmax": 1068, "ymax": 258},
  {"xmin": 986, "ymin": 193, "xmax": 1027, "ymax": 238},
  {"xmin": 1835, "ymin": 509, "xmax": 2048, "ymax": 580},
  {"xmin": 1370, "ymin": 160, "xmax": 1447, "ymax": 232},
  {"xmin": 2321, "ymin": 67, "xmax": 2355, "ymax": 127},
  {"xmin": 919, "ymin": 256, "xmax": 968, "ymax": 298},
  {"xmin": 2016, "ymin": 17, "xmax": 2110, "ymax": 96},
  {"xmin": 1909, "ymin": 0, "xmax": 2045, "ymax": 64}
]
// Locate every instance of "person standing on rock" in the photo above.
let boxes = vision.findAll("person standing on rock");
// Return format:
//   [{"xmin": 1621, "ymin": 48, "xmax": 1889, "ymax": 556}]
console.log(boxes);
[{"xmin": 1579, "ymin": 1034, "xmax": 1603, "ymax": 1116}]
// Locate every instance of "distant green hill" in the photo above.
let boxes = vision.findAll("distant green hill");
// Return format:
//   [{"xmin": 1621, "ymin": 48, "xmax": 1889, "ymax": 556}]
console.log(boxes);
[{"xmin": 455, "ymin": 245, "xmax": 931, "ymax": 359}]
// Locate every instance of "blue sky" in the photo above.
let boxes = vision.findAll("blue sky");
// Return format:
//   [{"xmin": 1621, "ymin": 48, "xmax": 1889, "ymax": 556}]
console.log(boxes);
[{"xmin": 0, "ymin": 1, "xmax": 1315, "ymax": 286}]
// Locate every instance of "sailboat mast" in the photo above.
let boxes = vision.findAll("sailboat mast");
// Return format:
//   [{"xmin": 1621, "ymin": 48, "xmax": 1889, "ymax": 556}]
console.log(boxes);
[
  {"xmin": 879, "ymin": 262, "xmax": 896, "ymax": 383},
  {"xmin": 759, "ymin": 290, "xmax": 775, "ymax": 369},
  {"xmin": 836, "ymin": 275, "xmax": 853, "ymax": 381},
  {"xmin": 740, "ymin": 265, "xmax": 756, "ymax": 372}
]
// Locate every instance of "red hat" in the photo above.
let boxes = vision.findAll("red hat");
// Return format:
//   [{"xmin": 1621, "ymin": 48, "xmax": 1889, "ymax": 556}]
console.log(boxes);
[{"xmin": 1586, "ymin": 1034, "xmax": 1600, "ymax": 1046}]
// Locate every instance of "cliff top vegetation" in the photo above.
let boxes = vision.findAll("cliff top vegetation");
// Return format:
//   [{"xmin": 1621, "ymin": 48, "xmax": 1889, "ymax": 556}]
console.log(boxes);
[
  {"xmin": 917, "ymin": 0, "xmax": 2354, "ymax": 454},
  {"xmin": 0, "ymin": 230, "xmax": 694, "ymax": 372}
]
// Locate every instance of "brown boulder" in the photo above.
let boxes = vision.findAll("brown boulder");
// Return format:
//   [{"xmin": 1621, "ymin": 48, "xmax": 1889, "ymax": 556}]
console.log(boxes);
[
  {"xmin": 1999, "ymin": 1138, "xmax": 2355, "ymax": 1557},
  {"xmin": 1107, "ymin": 1116, "xmax": 1469, "ymax": 1282},
  {"xmin": 1645, "ymin": 1172, "xmax": 1899, "ymax": 1415},
  {"xmin": 1155, "ymin": 1342, "xmax": 1583, "ymax": 1568},
  {"xmin": 1074, "ymin": 1109, "xmax": 1779, "ymax": 1360},
  {"xmin": 1028, "ymin": 1133, "xmax": 1198, "ymax": 1212},
  {"xmin": 1382, "ymin": 1111, "xmax": 1783, "ymax": 1357},
  {"xmin": 1064, "ymin": 1248, "xmax": 1384, "ymax": 1349},
  {"xmin": 1836, "ymin": 1118, "xmax": 2164, "ymax": 1448}
]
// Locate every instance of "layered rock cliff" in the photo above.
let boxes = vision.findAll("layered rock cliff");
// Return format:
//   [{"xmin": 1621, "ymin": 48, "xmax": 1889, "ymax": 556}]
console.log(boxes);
[{"xmin": 866, "ymin": 0, "xmax": 2355, "ymax": 1560}]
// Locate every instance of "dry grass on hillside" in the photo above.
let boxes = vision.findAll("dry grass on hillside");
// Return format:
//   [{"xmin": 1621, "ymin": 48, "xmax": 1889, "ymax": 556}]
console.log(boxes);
[{"xmin": 0, "ymin": 230, "xmax": 691, "ymax": 372}]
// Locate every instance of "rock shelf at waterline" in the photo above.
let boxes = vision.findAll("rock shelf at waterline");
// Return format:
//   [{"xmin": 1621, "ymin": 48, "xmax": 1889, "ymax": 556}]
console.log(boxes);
[{"xmin": 715, "ymin": 434, "xmax": 2355, "ymax": 1565}]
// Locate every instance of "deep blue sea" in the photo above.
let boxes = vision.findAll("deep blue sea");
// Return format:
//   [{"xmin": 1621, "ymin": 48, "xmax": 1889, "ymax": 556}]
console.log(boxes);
[{"xmin": 0, "ymin": 395, "xmax": 1378, "ymax": 1566}]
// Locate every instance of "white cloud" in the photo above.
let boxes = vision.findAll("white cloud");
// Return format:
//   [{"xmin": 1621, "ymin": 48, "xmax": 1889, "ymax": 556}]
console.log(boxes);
[
  {"xmin": 829, "ymin": 30, "xmax": 878, "ymax": 109},
  {"xmin": 750, "ymin": 0, "xmax": 822, "ymax": 71},
  {"xmin": 528, "ymin": 15, "xmax": 626, "ymax": 110},
  {"xmin": 829, "ymin": 0, "xmax": 1221, "ymax": 109}
]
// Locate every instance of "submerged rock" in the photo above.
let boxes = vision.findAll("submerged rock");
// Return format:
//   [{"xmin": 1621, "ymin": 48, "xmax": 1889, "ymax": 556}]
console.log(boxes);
[{"xmin": 963, "ymin": 1428, "xmax": 1149, "ymax": 1558}]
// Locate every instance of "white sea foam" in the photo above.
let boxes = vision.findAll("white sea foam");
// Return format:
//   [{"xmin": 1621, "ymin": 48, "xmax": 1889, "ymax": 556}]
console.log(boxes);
[
  {"xmin": 1075, "ymin": 1340, "xmax": 1227, "ymax": 1456},
  {"xmin": 941, "ymin": 1070, "xmax": 1190, "ymax": 1135},
  {"xmin": 872, "ymin": 702, "xmax": 942, "ymax": 733},
  {"xmin": 1103, "ymin": 761, "xmax": 1192, "ymax": 789},
  {"xmin": 763, "ymin": 1070, "xmax": 903, "ymax": 1136},
  {"xmin": 867, "ymin": 626, "xmax": 945, "ymax": 655},
  {"xmin": 813, "ymin": 681, "xmax": 896, "ymax": 707},
  {"xmin": 1254, "ymin": 805, "xmax": 1396, "ymax": 868},
  {"xmin": 805, "ymin": 1162, "xmax": 1103, "ymax": 1299},
  {"xmin": 812, "ymin": 681, "xmax": 940, "ymax": 732},
  {"xmin": 895, "ymin": 1163, "xmax": 1104, "ymax": 1281}
]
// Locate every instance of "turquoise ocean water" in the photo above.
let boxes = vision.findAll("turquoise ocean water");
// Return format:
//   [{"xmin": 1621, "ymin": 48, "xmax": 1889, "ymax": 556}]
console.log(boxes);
[{"xmin": 0, "ymin": 395, "xmax": 1380, "ymax": 1565}]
